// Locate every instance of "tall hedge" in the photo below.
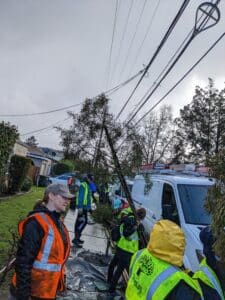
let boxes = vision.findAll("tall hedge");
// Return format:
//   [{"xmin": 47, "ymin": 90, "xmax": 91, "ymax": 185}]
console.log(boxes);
[
  {"xmin": 205, "ymin": 150, "xmax": 225, "ymax": 262},
  {"xmin": 0, "ymin": 122, "xmax": 19, "ymax": 193},
  {"xmin": 52, "ymin": 160, "xmax": 74, "ymax": 175},
  {"xmin": 8, "ymin": 155, "xmax": 31, "ymax": 193}
]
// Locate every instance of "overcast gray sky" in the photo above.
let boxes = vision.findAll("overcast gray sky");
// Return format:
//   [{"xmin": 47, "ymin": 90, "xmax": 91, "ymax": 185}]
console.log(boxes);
[{"xmin": 0, "ymin": 0, "xmax": 224, "ymax": 149}]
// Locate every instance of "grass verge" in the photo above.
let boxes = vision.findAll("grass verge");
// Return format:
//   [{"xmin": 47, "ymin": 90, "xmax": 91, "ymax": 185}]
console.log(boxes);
[{"xmin": 0, "ymin": 186, "xmax": 44, "ymax": 291}]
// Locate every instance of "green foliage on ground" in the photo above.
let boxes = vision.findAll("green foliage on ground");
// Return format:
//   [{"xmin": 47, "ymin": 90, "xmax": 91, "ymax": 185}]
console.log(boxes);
[
  {"xmin": 0, "ymin": 122, "xmax": 19, "ymax": 194},
  {"xmin": 92, "ymin": 204, "xmax": 113, "ymax": 227},
  {"xmin": 8, "ymin": 155, "xmax": 31, "ymax": 193},
  {"xmin": 205, "ymin": 150, "xmax": 225, "ymax": 262},
  {"xmin": 0, "ymin": 187, "xmax": 44, "ymax": 269}
]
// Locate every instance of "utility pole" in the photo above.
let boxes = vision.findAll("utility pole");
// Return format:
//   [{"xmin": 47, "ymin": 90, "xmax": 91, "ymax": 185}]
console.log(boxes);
[{"xmin": 104, "ymin": 123, "xmax": 147, "ymax": 246}]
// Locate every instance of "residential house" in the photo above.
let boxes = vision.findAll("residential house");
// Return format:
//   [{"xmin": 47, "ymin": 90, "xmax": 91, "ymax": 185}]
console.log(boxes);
[{"xmin": 13, "ymin": 141, "xmax": 52, "ymax": 185}]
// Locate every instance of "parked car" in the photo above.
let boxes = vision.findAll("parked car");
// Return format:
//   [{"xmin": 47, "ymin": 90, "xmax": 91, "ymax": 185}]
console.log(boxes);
[
  {"xmin": 131, "ymin": 171, "xmax": 214, "ymax": 272},
  {"xmin": 48, "ymin": 174, "xmax": 80, "ymax": 188}
]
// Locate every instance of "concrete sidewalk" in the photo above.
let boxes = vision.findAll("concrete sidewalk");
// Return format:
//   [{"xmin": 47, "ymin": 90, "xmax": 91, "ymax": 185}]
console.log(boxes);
[{"xmin": 64, "ymin": 209, "xmax": 109, "ymax": 253}]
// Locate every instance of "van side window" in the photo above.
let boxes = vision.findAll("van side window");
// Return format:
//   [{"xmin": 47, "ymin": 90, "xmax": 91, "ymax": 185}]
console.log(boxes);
[{"xmin": 161, "ymin": 183, "xmax": 180, "ymax": 225}]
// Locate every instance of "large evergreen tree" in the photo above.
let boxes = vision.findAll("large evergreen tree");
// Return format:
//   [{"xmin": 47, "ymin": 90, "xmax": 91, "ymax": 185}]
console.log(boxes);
[{"xmin": 176, "ymin": 79, "xmax": 225, "ymax": 163}]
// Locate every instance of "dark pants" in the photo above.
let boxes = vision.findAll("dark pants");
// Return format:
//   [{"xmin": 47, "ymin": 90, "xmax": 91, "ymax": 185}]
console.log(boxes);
[
  {"xmin": 74, "ymin": 209, "xmax": 88, "ymax": 239},
  {"xmin": 107, "ymin": 247, "xmax": 132, "ymax": 292}
]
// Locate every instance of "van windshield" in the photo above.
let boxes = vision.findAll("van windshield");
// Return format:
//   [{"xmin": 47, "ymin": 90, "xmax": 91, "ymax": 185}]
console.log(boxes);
[
  {"xmin": 121, "ymin": 184, "xmax": 133, "ymax": 198},
  {"xmin": 177, "ymin": 184, "xmax": 211, "ymax": 225}
]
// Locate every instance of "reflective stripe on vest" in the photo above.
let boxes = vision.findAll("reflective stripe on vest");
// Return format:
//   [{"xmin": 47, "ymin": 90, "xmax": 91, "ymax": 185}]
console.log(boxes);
[
  {"xmin": 126, "ymin": 249, "xmax": 203, "ymax": 300},
  {"xmin": 77, "ymin": 182, "xmax": 88, "ymax": 206},
  {"xmin": 33, "ymin": 213, "xmax": 62, "ymax": 272},
  {"xmin": 129, "ymin": 249, "xmax": 143, "ymax": 275},
  {"xmin": 200, "ymin": 265, "xmax": 224, "ymax": 300},
  {"xmin": 146, "ymin": 266, "xmax": 178, "ymax": 300}
]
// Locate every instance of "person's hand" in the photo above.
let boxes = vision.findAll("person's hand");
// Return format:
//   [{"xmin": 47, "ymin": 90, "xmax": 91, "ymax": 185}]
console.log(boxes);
[
  {"xmin": 78, "ymin": 208, "xmax": 83, "ymax": 215},
  {"xmin": 91, "ymin": 203, "xmax": 97, "ymax": 211}
]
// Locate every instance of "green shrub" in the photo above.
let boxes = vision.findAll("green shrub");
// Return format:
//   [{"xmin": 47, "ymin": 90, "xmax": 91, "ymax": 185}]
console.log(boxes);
[
  {"xmin": 21, "ymin": 176, "xmax": 33, "ymax": 192},
  {"xmin": 52, "ymin": 162, "xmax": 72, "ymax": 175},
  {"xmin": 8, "ymin": 155, "xmax": 31, "ymax": 193},
  {"xmin": 92, "ymin": 204, "xmax": 113, "ymax": 227}
]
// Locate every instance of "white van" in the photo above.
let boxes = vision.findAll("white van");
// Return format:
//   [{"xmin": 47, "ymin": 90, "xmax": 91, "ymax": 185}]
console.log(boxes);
[
  {"xmin": 109, "ymin": 179, "xmax": 134, "ymax": 203},
  {"xmin": 132, "ymin": 172, "xmax": 214, "ymax": 271}
]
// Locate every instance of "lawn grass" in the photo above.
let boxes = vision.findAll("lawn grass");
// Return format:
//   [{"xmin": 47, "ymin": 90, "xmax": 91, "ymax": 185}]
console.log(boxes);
[{"xmin": 0, "ymin": 186, "xmax": 44, "ymax": 271}]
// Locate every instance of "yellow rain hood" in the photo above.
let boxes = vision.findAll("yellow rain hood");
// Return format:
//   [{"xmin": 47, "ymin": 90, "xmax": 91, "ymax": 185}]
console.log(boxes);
[{"xmin": 147, "ymin": 220, "xmax": 185, "ymax": 267}]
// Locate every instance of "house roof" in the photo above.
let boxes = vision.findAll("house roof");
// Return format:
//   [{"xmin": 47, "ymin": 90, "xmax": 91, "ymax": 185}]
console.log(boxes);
[{"xmin": 15, "ymin": 140, "xmax": 29, "ymax": 149}]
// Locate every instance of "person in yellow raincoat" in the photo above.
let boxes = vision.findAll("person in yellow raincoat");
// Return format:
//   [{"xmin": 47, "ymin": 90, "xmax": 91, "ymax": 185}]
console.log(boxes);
[{"xmin": 126, "ymin": 220, "xmax": 203, "ymax": 300}]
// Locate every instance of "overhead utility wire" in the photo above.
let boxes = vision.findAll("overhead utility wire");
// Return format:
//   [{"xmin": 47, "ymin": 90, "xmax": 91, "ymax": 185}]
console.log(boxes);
[
  {"xmin": 127, "ymin": 0, "xmax": 214, "ymax": 121},
  {"xmin": 125, "ymin": 1, "xmax": 221, "ymax": 126},
  {"xmin": 134, "ymin": 31, "xmax": 225, "ymax": 126},
  {"xmin": 0, "ymin": 103, "xmax": 82, "ymax": 117},
  {"xmin": 117, "ymin": 32, "xmax": 225, "ymax": 151},
  {"xmin": 116, "ymin": 32, "xmax": 225, "ymax": 152},
  {"xmin": 106, "ymin": 0, "xmax": 119, "ymax": 89},
  {"xmin": 117, "ymin": 0, "xmax": 149, "ymax": 82},
  {"xmin": 0, "ymin": 68, "xmax": 144, "ymax": 118},
  {"xmin": 21, "ymin": 117, "xmax": 71, "ymax": 136},
  {"xmin": 106, "ymin": 67, "xmax": 145, "ymax": 96},
  {"xmin": 128, "ymin": 0, "xmax": 161, "ymax": 77},
  {"xmin": 115, "ymin": 0, "xmax": 191, "ymax": 120},
  {"xmin": 109, "ymin": 0, "xmax": 134, "ymax": 86}
]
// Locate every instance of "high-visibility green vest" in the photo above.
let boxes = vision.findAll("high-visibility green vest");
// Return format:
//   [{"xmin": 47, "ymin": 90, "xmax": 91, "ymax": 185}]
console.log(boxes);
[
  {"xmin": 193, "ymin": 258, "xmax": 224, "ymax": 300},
  {"xmin": 76, "ymin": 182, "xmax": 89, "ymax": 206},
  {"xmin": 116, "ymin": 224, "xmax": 139, "ymax": 254},
  {"xmin": 126, "ymin": 249, "xmax": 203, "ymax": 300},
  {"xmin": 118, "ymin": 207, "xmax": 133, "ymax": 219}
]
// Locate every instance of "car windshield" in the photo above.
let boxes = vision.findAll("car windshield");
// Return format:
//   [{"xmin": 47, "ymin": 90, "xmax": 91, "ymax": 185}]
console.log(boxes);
[{"xmin": 177, "ymin": 184, "xmax": 211, "ymax": 225}]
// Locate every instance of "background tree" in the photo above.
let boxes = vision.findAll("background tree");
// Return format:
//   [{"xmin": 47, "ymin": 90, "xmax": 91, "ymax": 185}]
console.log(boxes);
[
  {"xmin": 175, "ymin": 78, "xmax": 225, "ymax": 163},
  {"xmin": 133, "ymin": 105, "xmax": 176, "ymax": 164},
  {"xmin": 57, "ymin": 94, "xmax": 143, "ymax": 180},
  {"xmin": 25, "ymin": 135, "xmax": 38, "ymax": 147},
  {"xmin": 0, "ymin": 122, "xmax": 19, "ymax": 194},
  {"xmin": 57, "ymin": 95, "xmax": 119, "ymax": 181}
]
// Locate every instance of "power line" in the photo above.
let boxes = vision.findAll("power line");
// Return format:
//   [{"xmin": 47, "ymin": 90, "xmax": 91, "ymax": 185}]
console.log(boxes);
[
  {"xmin": 125, "ymin": 1, "xmax": 220, "ymax": 126},
  {"xmin": 106, "ymin": 67, "xmax": 145, "ymax": 95},
  {"xmin": 21, "ymin": 117, "xmax": 71, "ymax": 136},
  {"xmin": 0, "ymin": 67, "xmax": 144, "ymax": 118},
  {"xmin": 115, "ymin": 0, "xmax": 191, "ymax": 120},
  {"xmin": 116, "ymin": 30, "xmax": 225, "ymax": 151},
  {"xmin": 109, "ymin": 0, "xmax": 134, "ymax": 86},
  {"xmin": 0, "ymin": 103, "xmax": 82, "ymax": 117},
  {"xmin": 105, "ymin": 0, "xmax": 119, "ymax": 89},
  {"xmin": 126, "ymin": 0, "xmax": 215, "ymax": 122},
  {"xmin": 134, "ymin": 31, "xmax": 225, "ymax": 126},
  {"xmin": 128, "ymin": 0, "xmax": 161, "ymax": 77}
]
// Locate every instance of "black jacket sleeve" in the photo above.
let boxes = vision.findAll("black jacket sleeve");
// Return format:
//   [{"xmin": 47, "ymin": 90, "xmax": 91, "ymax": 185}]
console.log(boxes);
[
  {"xmin": 15, "ymin": 218, "xmax": 44, "ymax": 300},
  {"xmin": 165, "ymin": 280, "xmax": 202, "ymax": 300}
]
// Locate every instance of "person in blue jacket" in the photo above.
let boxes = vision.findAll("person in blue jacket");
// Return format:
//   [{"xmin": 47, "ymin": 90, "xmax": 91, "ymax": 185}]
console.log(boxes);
[{"xmin": 72, "ymin": 174, "xmax": 91, "ymax": 248}]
